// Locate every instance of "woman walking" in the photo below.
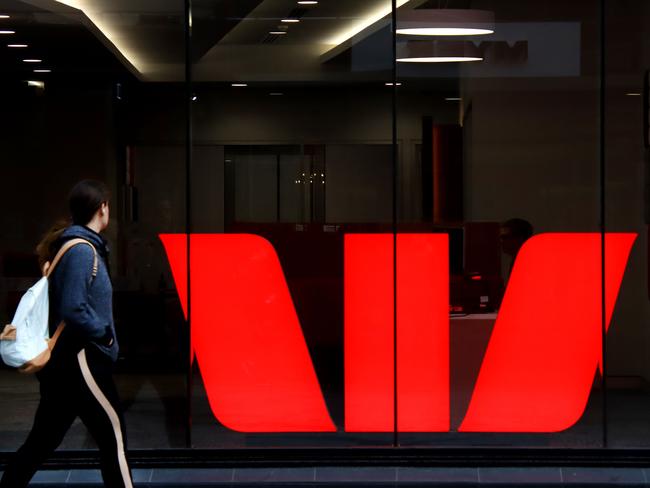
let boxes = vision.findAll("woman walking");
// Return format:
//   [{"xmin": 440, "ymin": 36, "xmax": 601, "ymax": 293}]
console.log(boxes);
[{"xmin": 0, "ymin": 180, "xmax": 133, "ymax": 488}]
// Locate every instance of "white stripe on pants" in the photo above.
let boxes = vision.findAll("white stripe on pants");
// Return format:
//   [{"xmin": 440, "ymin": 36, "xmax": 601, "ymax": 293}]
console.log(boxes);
[{"xmin": 77, "ymin": 349, "xmax": 133, "ymax": 488}]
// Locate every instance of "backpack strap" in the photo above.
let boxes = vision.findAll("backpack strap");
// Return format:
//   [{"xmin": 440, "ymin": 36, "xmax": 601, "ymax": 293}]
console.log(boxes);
[{"xmin": 46, "ymin": 238, "xmax": 98, "ymax": 279}]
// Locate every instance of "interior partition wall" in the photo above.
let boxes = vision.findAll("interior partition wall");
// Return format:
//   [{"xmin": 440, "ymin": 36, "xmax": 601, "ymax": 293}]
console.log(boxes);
[{"xmin": 1, "ymin": 0, "xmax": 650, "ymax": 462}]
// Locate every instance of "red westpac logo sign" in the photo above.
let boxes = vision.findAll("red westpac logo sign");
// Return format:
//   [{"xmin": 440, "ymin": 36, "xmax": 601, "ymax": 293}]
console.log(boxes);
[{"xmin": 159, "ymin": 232, "xmax": 636, "ymax": 434}]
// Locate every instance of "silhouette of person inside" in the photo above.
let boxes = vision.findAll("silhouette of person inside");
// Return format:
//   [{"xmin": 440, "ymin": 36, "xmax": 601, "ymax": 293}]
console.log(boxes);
[{"xmin": 500, "ymin": 218, "xmax": 534, "ymax": 285}]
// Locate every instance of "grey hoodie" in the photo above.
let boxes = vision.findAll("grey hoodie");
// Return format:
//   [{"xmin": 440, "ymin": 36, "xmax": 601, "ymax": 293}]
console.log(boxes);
[{"xmin": 48, "ymin": 225, "xmax": 118, "ymax": 362}]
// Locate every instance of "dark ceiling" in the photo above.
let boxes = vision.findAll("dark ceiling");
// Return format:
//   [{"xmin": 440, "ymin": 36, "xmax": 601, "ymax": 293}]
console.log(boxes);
[
  {"xmin": 0, "ymin": 0, "xmax": 133, "ymax": 83},
  {"xmin": 0, "ymin": 0, "xmax": 647, "ymax": 89}
]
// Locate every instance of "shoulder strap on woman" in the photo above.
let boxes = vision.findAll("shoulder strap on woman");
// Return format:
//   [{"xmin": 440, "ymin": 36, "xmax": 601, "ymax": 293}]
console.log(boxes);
[{"xmin": 46, "ymin": 238, "xmax": 98, "ymax": 279}]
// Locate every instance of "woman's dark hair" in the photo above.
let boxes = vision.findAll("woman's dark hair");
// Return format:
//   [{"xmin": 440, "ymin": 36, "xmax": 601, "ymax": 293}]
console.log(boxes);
[
  {"xmin": 36, "ymin": 219, "xmax": 70, "ymax": 270},
  {"xmin": 35, "ymin": 180, "xmax": 110, "ymax": 270},
  {"xmin": 68, "ymin": 179, "xmax": 110, "ymax": 226}
]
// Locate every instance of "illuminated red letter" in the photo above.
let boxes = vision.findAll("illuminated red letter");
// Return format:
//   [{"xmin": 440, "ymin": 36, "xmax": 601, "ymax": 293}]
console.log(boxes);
[
  {"xmin": 459, "ymin": 233, "xmax": 636, "ymax": 432},
  {"xmin": 345, "ymin": 234, "xmax": 449, "ymax": 432},
  {"xmin": 160, "ymin": 234, "xmax": 335, "ymax": 432}
]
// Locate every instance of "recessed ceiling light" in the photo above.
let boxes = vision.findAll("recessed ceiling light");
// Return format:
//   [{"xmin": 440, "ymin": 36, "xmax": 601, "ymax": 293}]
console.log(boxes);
[
  {"xmin": 232, "ymin": 83, "xmax": 248, "ymax": 87},
  {"xmin": 0, "ymin": 15, "xmax": 10, "ymax": 19},
  {"xmin": 626, "ymin": 93, "xmax": 642, "ymax": 96},
  {"xmin": 270, "ymin": 31, "xmax": 287, "ymax": 35},
  {"xmin": 23, "ymin": 59, "xmax": 42, "ymax": 63},
  {"xmin": 445, "ymin": 97, "xmax": 462, "ymax": 101},
  {"xmin": 281, "ymin": 19, "xmax": 300, "ymax": 23},
  {"xmin": 191, "ymin": 95, "xmax": 197, "ymax": 101},
  {"xmin": 385, "ymin": 82, "xmax": 402, "ymax": 86},
  {"xmin": 298, "ymin": 1, "xmax": 318, "ymax": 4},
  {"xmin": 8, "ymin": 44, "xmax": 28, "ymax": 48},
  {"xmin": 34, "ymin": 69, "xmax": 51, "ymax": 73},
  {"xmin": 27, "ymin": 80, "xmax": 45, "ymax": 88},
  {"xmin": 0, "ymin": 30, "xmax": 15, "ymax": 34}
]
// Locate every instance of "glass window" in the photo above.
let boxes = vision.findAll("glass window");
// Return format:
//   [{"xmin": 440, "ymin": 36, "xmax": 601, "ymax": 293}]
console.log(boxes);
[
  {"xmin": 0, "ymin": 0, "xmax": 188, "ymax": 450},
  {"xmin": 605, "ymin": 0, "xmax": 650, "ymax": 448},
  {"xmin": 188, "ymin": 0, "xmax": 395, "ymax": 448},
  {"xmin": 396, "ymin": 0, "xmax": 604, "ymax": 447},
  {"xmin": 1, "ymin": 0, "xmax": 648, "ymax": 458}
]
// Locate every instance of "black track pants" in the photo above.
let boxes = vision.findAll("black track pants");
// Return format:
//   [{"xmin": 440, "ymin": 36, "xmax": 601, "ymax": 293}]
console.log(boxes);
[{"xmin": 0, "ymin": 347, "xmax": 133, "ymax": 488}]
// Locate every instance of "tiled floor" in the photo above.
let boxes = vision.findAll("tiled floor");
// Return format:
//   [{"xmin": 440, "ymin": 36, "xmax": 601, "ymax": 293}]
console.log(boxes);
[{"xmin": 3, "ymin": 467, "xmax": 650, "ymax": 486}]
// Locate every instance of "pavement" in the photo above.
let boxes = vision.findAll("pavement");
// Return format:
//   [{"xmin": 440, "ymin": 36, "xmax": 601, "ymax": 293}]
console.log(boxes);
[{"xmin": 4, "ymin": 466, "xmax": 650, "ymax": 487}]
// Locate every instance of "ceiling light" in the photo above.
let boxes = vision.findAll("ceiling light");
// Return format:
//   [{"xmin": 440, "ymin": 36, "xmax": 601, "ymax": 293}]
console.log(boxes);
[
  {"xmin": 8, "ymin": 44, "xmax": 28, "ymax": 48},
  {"xmin": 445, "ymin": 97, "xmax": 461, "ymax": 101},
  {"xmin": 270, "ymin": 31, "xmax": 287, "ymax": 35},
  {"xmin": 298, "ymin": 1, "xmax": 318, "ymax": 4},
  {"xmin": 626, "ymin": 93, "xmax": 642, "ymax": 96},
  {"xmin": 397, "ymin": 41, "xmax": 483, "ymax": 63},
  {"xmin": 0, "ymin": 15, "xmax": 10, "ymax": 19},
  {"xmin": 232, "ymin": 83, "xmax": 248, "ymax": 87},
  {"xmin": 54, "ymin": 0, "xmax": 143, "ymax": 75},
  {"xmin": 328, "ymin": 0, "xmax": 411, "ymax": 46},
  {"xmin": 0, "ymin": 30, "xmax": 15, "ymax": 34},
  {"xmin": 400, "ymin": 28, "xmax": 493, "ymax": 35},
  {"xmin": 399, "ymin": 57, "xmax": 482, "ymax": 63},
  {"xmin": 27, "ymin": 80, "xmax": 45, "ymax": 89},
  {"xmin": 34, "ymin": 69, "xmax": 51, "ymax": 73},
  {"xmin": 281, "ymin": 19, "xmax": 300, "ymax": 23},
  {"xmin": 397, "ymin": 9, "xmax": 494, "ymax": 36},
  {"xmin": 23, "ymin": 59, "xmax": 42, "ymax": 63},
  {"xmin": 191, "ymin": 95, "xmax": 197, "ymax": 101},
  {"xmin": 385, "ymin": 82, "xmax": 402, "ymax": 86}
]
